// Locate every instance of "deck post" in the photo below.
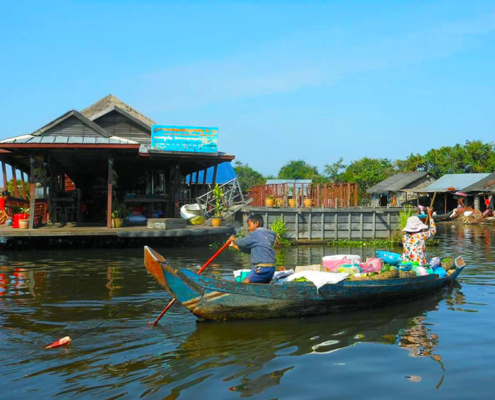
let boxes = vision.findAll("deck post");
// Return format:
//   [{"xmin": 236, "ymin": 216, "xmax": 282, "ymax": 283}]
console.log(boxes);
[
  {"xmin": 295, "ymin": 211, "xmax": 299, "ymax": 240},
  {"xmin": 321, "ymin": 213, "xmax": 324, "ymax": 239},
  {"xmin": 372, "ymin": 210, "xmax": 376, "ymax": 239},
  {"xmin": 202, "ymin": 167, "xmax": 208, "ymax": 192},
  {"xmin": 308, "ymin": 211, "xmax": 312, "ymax": 240},
  {"xmin": 348, "ymin": 212, "xmax": 351, "ymax": 239},
  {"xmin": 334, "ymin": 213, "xmax": 338, "ymax": 239},
  {"xmin": 21, "ymin": 172, "xmax": 27, "ymax": 199},
  {"xmin": 107, "ymin": 158, "xmax": 113, "ymax": 229},
  {"xmin": 212, "ymin": 164, "xmax": 218, "ymax": 187},
  {"xmin": 2, "ymin": 161, "xmax": 8, "ymax": 192},
  {"xmin": 29, "ymin": 158, "xmax": 35, "ymax": 230},
  {"xmin": 194, "ymin": 170, "xmax": 200, "ymax": 198},
  {"xmin": 387, "ymin": 213, "xmax": 391, "ymax": 238},
  {"xmin": 42, "ymin": 162, "xmax": 48, "ymax": 199},
  {"xmin": 360, "ymin": 213, "xmax": 364, "ymax": 239},
  {"xmin": 11, "ymin": 165, "xmax": 19, "ymax": 198}
]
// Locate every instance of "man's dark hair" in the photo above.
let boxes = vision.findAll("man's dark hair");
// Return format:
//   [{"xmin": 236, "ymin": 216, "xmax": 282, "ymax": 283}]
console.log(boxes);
[{"xmin": 247, "ymin": 214, "xmax": 264, "ymax": 227}]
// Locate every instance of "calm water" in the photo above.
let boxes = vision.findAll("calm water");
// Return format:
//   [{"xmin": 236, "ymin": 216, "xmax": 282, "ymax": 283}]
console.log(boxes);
[{"xmin": 2, "ymin": 224, "xmax": 495, "ymax": 399}]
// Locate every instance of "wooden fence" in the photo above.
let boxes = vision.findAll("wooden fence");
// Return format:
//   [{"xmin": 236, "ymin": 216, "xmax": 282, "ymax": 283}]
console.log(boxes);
[
  {"xmin": 4, "ymin": 198, "xmax": 48, "ymax": 228},
  {"xmin": 248, "ymin": 183, "xmax": 358, "ymax": 208}
]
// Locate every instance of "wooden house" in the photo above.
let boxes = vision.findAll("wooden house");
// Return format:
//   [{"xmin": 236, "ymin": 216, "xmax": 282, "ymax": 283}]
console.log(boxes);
[
  {"xmin": 366, "ymin": 172, "xmax": 435, "ymax": 207},
  {"xmin": 0, "ymin": 95, "xmax": 234, "ymax": 229}
]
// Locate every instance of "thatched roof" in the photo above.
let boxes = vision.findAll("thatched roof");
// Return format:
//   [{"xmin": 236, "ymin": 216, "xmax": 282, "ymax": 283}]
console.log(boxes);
[{"xmin": 80, "ymin": 94, "xmax": 156, "ymax": 128}]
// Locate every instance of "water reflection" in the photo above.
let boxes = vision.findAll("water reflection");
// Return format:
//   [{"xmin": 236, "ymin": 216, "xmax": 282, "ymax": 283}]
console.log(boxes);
[
  {"xmin": 157, "ymin": 293, "xmax": 450, "ymax": 398},
  {"xmin": 2, "ymin": 224, "xmax": 495, "ymax": 398}
]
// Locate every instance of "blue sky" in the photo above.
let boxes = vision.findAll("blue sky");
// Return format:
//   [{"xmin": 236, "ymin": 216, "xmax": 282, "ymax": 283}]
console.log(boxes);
[{"xmin": 1, "ymin": 0, "xmax": 495, "ymax": 176}]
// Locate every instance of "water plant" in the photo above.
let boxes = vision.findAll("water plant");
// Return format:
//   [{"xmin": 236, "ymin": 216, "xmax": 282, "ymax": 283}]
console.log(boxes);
[
  {"xmin": 270, "ymin": 218, "xmax": 293, "ymax": 247},
  {"xmin": 399, "ymin": 206, "xmax": 416, "ymax": 229}
]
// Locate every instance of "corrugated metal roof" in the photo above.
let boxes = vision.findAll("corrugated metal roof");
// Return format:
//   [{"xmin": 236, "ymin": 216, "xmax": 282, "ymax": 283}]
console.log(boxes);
[
  {"xmin": 412, "ymin": 173, "xmax": 491, "ymax": 193},
  {"xmin": 0, "ymin": 135, "xmax": 138, "ymax": 145},
  {"xmin": 461, "ymin": 172, "xmax": 495, "ymax": 193},
  {"xmin": 366, "ymin": 172, "xmax": 429, "ymax": 194}
]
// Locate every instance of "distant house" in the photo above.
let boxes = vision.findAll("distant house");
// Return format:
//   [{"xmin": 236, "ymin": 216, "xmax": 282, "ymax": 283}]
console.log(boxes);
[
  {"xmin": 409, "ymin": 173, "xmax": 492, "ymax": 213},
  {"xmin": 366, "ymin": 172, "xmax": 435, "ymax": 207},
  {"xmin": 453, "ymin": 172, "xmax": 495, "ymax": 209}
]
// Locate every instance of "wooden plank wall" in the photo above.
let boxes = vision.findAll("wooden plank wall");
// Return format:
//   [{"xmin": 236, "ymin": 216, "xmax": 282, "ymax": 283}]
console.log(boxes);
[
  {"xmin": 241, "ymin": 207, "xmax": 401, "ymax": 240},
  {"xmin": 44, "ymin": 116, "xmax": 101, "ymax": 137},
  {"xmin": 94, "ymin": 111, "xmax": 151, "ymax": 143}
]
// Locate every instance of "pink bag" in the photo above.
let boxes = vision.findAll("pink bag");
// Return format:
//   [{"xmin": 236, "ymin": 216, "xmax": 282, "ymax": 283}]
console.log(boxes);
[
  {"xmin": 322, "ymin": 258, "xmax": 352, "ymax": 272},
  {"xmin": 361, "ymin": 258, "xmax": 383, "ymax": 273}
]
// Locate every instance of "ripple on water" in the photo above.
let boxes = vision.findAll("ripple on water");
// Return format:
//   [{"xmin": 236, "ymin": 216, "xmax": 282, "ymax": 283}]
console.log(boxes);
[{"xmin": 2, "ymin": 228, "xmax": 495, "ymax": 398}]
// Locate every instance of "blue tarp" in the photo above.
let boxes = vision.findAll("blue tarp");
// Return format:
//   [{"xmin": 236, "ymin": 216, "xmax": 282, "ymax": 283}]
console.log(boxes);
[{"xmin": 186, "ymin": 162, "xmax": 237, "ymax": 184}]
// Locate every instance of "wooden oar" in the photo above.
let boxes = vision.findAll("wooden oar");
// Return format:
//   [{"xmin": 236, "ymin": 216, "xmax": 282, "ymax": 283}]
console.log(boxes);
[
  {"xmin": 151, "ymin": 240, "xmax": 232, "ymax": 326},
  {"xmin": 426, "ymin": 192, "xmax": 437, "ymax": 225}
]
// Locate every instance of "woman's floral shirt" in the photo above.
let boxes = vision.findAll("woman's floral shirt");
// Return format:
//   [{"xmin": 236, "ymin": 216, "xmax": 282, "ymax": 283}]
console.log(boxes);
[{"xmin": 402, "ymin": 220, "xmax": 436, "ymax": 265}]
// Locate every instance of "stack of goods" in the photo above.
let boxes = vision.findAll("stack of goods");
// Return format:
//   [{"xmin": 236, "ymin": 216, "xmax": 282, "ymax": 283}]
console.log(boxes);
[{"xmin": 348, "ymin": 252, "xmax": 458, "ymax": 281}]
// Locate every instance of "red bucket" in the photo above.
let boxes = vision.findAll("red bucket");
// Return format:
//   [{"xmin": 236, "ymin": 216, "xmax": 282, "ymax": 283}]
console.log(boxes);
[{"xmin": 13, "ymin": 213, "xmax": 29, "ymax": 229}]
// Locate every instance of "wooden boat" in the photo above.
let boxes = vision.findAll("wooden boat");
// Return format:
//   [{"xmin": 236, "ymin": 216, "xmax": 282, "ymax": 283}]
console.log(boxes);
[
  {"xmin": 144, "ymin": 246, "xmax": 464, "ymax": 321},
  {"xmin": 433, "ymin": 212, "xmax": 453, "ymax": 222}
]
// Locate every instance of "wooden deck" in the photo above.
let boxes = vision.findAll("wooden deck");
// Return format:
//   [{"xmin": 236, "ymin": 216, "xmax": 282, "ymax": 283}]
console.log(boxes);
[{"xmin": 0, "ymin": 223, "xmax": 234, "ymax": 239}]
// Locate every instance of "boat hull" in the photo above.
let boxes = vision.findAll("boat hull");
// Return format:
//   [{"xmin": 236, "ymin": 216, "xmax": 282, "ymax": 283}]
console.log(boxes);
[{"xmin": 144, "ymin": 246, "xmax": 464, "ymax": 321}]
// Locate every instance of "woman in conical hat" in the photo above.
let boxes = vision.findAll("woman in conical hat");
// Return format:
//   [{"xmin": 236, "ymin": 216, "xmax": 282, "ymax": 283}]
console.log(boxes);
[{"xmin": 402, "ymin": 207, "xmax": 436, "ymax": 265}]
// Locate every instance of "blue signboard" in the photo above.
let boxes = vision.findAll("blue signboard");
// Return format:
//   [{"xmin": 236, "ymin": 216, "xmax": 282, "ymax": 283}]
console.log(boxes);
[{"xmin": 151, "ymin": 125, "xmax": 218, "ymax": 153}]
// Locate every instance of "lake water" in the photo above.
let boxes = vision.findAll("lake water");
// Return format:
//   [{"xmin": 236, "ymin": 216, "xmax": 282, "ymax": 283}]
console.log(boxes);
[{"xmin": 2, "ymin": 224, "xmax": 495, "ymax": 399}]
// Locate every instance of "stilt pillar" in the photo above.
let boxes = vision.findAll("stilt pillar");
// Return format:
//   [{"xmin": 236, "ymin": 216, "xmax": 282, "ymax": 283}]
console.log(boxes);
[{"xmin": 107, "ymin": 158, "xmax": 113, "ymax": 229}]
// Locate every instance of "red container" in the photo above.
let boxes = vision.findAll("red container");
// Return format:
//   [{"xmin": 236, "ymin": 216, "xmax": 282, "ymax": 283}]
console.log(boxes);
[{"xmin": 13, "ymin": 213, "xmax": 29, "ymax": 229}]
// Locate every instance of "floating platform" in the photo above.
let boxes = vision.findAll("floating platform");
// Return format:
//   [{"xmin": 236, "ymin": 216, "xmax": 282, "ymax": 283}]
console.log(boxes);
[{"xmin": 0, "ymin": 223, "xmax": 234, "ymax": 249}]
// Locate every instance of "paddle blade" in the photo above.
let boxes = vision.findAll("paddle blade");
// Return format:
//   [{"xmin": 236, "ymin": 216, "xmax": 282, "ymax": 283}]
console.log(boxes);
[{"xmin": 44, "ymin": 336, "xmax": 72, "ymax": 349}]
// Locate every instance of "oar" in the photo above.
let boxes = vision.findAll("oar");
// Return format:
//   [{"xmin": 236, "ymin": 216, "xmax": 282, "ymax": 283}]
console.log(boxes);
[
  {"xmin": 426, "ymin": 192, "xmax": 437, "ymax": 224},
  {"xmin": 150, "ymin": 240, "xmax": 232, "ymax": 326}
]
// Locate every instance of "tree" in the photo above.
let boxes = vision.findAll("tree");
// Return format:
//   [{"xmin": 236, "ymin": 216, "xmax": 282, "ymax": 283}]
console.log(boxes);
[
  {"xmin": 340, "ymin": 157, "xmax": 395, "ymax": 196},
  {"xmin": 323, "ymin": 157, "xmax": 346, "ymax": 182},
  {"xmin": 278, "ymin": 160, "xmax": 320, "ymax": 180},
  {"xmin": 233, "ymin": 161, "xmax": 265, "ymax": 191}
]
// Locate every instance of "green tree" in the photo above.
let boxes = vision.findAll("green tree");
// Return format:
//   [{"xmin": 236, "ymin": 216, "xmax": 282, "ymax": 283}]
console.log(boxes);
[
  {"xmin": 278, "ymin": 160, "xmax": 320, "ymax": 180},
  {"xmin": 394, "ymin": 153, "xmax": 427, "ymax": 172},
  {"xmin": 233, "ymin": 161, "xmax": 265, "ymax": 191},
  {"xmin": 323, "ymin": 157, "xmax": 346, "ymax": 182},
  {"xmin": 7, "ymin": 178, "xmax": 26, "ymax": 198},
  {"xmin": 340, "ymin": 157, "xmax": 395, "ymax": 196}
]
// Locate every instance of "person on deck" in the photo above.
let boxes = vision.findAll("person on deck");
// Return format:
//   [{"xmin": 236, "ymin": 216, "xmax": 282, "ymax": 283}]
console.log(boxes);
[
  {"xmin": 402, "ymin": 207, "xmax": 436, "ymax": 266},
  {"xmin": 0, "ymin": 191, "xmax": 9, "ymax": 225},
  {"xmin": 228, "ymin": 214, "xmax": 277, "ymax": 284}
]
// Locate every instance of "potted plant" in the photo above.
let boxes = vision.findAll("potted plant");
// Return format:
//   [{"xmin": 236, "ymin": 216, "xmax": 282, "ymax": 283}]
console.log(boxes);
[
  {"xmin": 304, "ymin": 198, "xmax": 313, "ymax": 207},
  {"xmin": 18, "ymin": 207, "xmax": 30, "ymax": 229},
  {"xmin": 287, "ymin": 187, "xmax": 296, "ymax": 207},
  {"xmin": 211, "ymin": 184, "xmax": 225, "ymax": 227},
  {"xmin": 265, "ymin": 195, "xmax": 275, "ymax": 207},
  {"xmin": 111, "ymin": 204, "xmax": 125, "ymax": 228}
]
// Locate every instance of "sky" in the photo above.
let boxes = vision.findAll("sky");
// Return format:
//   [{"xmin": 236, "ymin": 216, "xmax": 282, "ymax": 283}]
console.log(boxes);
[{"xmin": 1, "ymin": 0, "xmax": 495, "ymax": 176}]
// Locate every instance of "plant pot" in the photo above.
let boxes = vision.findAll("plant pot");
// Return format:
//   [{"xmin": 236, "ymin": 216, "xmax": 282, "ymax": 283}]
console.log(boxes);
[
  {"xmin": 211, "ymin": 217, "xmax": 222, "ymax": 227},
  {"xmin": 13, "ymin": 213, "xmax": 29, "ymax": 229},
  {"xmin": 289, "ymin": 199, "xmax": 296, "ymax": 207},
  {"xmin": 19, "ymin": 219, "xmax": 29, "ymax": 229},
  {"xmin": 265, "ymin": 198, "xmax": 275, "ymax": 207},
  {"xmin": 113, "ymin": 218, "xmax": 123, "ymax": 228},
  {"xmin": 304, "ymin": 199, "xmax": 313, "ymax": 207}
]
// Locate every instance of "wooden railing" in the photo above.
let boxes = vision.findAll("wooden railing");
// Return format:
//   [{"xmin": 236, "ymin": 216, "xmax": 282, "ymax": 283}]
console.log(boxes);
[
  {"xmin": 4, "ymin": 198, "xmax": 48, "ymax": 227},
  {"xmin": 247, "ymin": 183, "xmax": 359, "ymax": 208}
]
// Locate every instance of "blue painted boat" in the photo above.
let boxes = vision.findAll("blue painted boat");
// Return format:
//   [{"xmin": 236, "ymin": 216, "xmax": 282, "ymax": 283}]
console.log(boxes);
[{"xmin": 144, "ymin": 246, "xmax": 464, "ymax": 321}]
